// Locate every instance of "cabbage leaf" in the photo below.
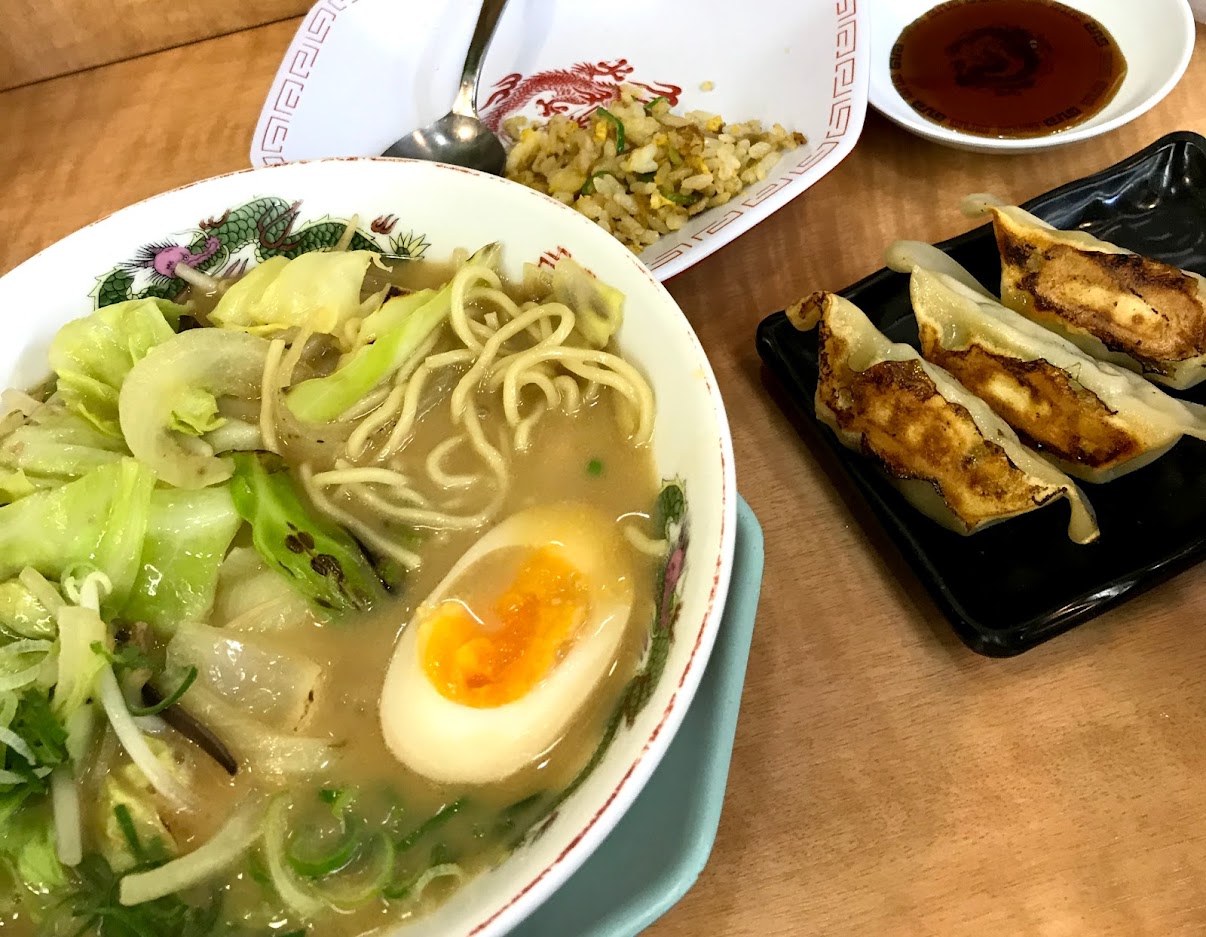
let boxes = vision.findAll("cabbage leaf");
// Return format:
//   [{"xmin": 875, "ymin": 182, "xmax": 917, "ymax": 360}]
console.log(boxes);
[
  {"xmin": 211, "ymin": 547, "xmax": 315, "ymax": 633},
  {"xmin": 0, "ymin": 581, "xmax": 55, "ymax": 640},
  {"xmin": 122, "ymin": 487, "xmax": 243, "ymax": 633},
  {"xmin": 0, "ymin": 802, "xmax": 65, "ymax": 895},
  {"xmin": 47, "ymin": 299, "xmax": 183, "ymax": 436},
  {"xmin": 0, "ymin": 458, "xmax": 155, "ymax": 608},
  {"xmin": 0, "ymin": 405, "xmax": 129, "ymax": 502},
  {"xmin": 0, "ymin": 470, "xmax": 35, "ymax": 505},
  {"xmin": 285, "ymin": 288, "xmax": 439, "ymax": 423},
  {"xmin": 98, "ymin": 759, "xmax": 178, "ymax": 872},
  {"xmin": 209, "ymin": 251, "xmax": 376, "ymax": 337},
  {"xmin": 167, "ymin": 390, "xmax": 225, "ymax": 437},
  {"xmin": 0, "ymin": 690, "xmax": 68, "ymax": 898},
  {"xmin": 118, "ymin": 329, "xmax": 270, "ymax": 489}
]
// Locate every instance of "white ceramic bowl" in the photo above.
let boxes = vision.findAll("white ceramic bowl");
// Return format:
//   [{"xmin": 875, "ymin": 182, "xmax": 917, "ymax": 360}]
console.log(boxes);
[
  {"xmin": 0, "ymin": 159, "xmax": 737, "ymax": 936},
  {"xmin": 250, "ymin": 0, "xmax": 868, "ymax": 280},
  {"xmin": 867, "ymin": 0, "xmax": 1195, "ymax": 154}
]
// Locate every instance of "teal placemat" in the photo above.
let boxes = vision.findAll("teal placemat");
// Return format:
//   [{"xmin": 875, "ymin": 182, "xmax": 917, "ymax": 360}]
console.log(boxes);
[{"xmin": 510, "ymin": 497, "xmax": 763, "ymax": 937}]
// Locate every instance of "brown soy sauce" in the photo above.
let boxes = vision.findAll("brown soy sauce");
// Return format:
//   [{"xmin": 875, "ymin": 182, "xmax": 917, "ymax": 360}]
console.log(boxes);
[{"xmin": 890, "ymin": 0, "xmax": 1127, "ymax": 139}]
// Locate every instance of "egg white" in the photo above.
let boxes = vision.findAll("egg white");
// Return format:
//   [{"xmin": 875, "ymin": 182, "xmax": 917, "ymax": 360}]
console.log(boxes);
[{"xmin": 379, "ymin": 503, "xmax": 634, "ymax": 785}]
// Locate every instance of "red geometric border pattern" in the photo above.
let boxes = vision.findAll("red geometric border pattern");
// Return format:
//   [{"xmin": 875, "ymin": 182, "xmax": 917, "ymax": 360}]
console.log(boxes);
[
  {"xmin": 647, "ymin": 0, "xmax": 860, "ymax": 271},
  {"xmin": 256, "ymin": 0, "xmax": 362, "ymax": 165}
]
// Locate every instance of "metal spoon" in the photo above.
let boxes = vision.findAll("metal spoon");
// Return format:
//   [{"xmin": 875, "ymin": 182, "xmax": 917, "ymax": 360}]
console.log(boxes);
[{"xmin": 381, "ymin": 0, "xmax": 510, "ymax": 174}]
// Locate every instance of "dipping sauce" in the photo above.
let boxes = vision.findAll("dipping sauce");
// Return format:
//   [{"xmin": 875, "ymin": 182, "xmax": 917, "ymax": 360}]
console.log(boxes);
[{"xmin": 890, "ymin": 0, "xmax": 1127, "ymax": 139}]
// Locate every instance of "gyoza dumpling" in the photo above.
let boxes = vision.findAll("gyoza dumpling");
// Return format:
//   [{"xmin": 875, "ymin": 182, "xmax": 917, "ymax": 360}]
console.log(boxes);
[
  {"xmin": 963, "ymin": 194, "xmax": 1206, "ymax": 389},
  {"xmin": 787, "ymin": 291, "xmax": 1098, "ymax": 543},
  {"xmin": 887, "ymin": 241, "xmax": 1206, "ymax": 484}
]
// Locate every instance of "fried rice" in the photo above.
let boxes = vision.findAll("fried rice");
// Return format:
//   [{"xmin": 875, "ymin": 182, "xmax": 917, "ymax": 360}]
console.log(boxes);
[{"xmin": 503, "ymin": 86, "xmax": 806, "ymax": 254}]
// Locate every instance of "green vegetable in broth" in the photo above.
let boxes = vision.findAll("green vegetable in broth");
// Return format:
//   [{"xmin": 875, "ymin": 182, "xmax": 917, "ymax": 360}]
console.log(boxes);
[
  {"xmin": 92, "ymin": 640, "xmax": 152, "ymax": 678},
  {"xmin": 48, "ymin": 298, "xmax": 183, "ymax": 437},
  {"xmin": 287, "ymin": 240, "xmax": 501, "ymax": 424},
  {"xmin": 2, "ymin": 690, "xmax": 67, "ymax": 797},
  {"xmin": 54, "ymin": 852, "xmax": 225, "ymax": 937},
  {"xmin": 288, "ymin": 818, "xmax": 362, "ymax": 878},
  {"xmin": 0, "ymin": 459, "xmax": 155, "ymax": 609},
  {"xmin": 102, "ymin": 772, "xmax": 175, "ymax": 871},
  {"xmin": 209, "ymin": 250, "xmax": 377, "ymax": 337},
  {"xmin": 550, "ymin": 257, "xmax": 624, "ymax": 348},
  {"xmin": 229, "ymin": 453, "xmax": 386, "ymax": 612},
  {"xmin": 0, "ymin": 580, "xmax": 56, "ymax": 640},
  {"xmin": 0, "ymin": 405, "xmax": 129, "ymax": 498},
  {"xmin": 209, "ymin": 546, "xmax": 314, "ymax": 631},
  {"xmin": 0, "ymin": 468, "xmax": 34, "ymax": 504},
  {"xmin": 286, "ymin": 288, "xmax": 440, "ymax": 423},
  {"xmin": 167, "ymin": 389, "xmax": 226, "ymax": 437},
  {"xmin": 122, "ymin": 487, "xmax": 243, "ymax": 633},
  {"xmin": 0, "ymin": 801, "xmax": 66, "ymax": 897},
  {"xmin": 118, "ymin": 329, "xmax": 271, "ymax": 489},
  {"xmin": 126, "ymin": 668, "xmax": 196, "ymax": 718},
  {"xmin": 0, "ymin": 693, "xmax": 69, "ymax": 907},
  {"xmin": 310, "ymin": 832, "xmax": 396, "ymax": 910},
  {"xmin": 395, "ymin": 797, "xmax": 465, "ymax": 853}
]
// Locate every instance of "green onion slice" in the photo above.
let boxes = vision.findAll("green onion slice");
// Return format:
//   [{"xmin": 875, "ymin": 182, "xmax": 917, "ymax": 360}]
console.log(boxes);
[
  {"xmin": 660, "ymin": 187, "xmax": 702, "ymax": 207},
  {"xmin": 127, "ymin": 666, "xmax": 197, "ymax": 717},
  {"xmin": 594, "ymin": 108, "xmax": 626, "ymax": 153},
  {"xmin": 579, "ymin": 170, "xmax": 617, "ymax": 196}
]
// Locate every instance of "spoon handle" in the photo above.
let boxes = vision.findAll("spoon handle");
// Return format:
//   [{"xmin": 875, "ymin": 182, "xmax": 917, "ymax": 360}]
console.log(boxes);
[{"xmin": 451, "ymin": 0, "xmax": 510, "ymax": 118}]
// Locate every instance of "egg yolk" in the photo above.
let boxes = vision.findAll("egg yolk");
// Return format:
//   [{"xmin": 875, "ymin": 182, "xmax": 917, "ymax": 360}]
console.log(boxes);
[{"xmin": 420, "ymin": 547, "xmax": 590, "ymax": 708}]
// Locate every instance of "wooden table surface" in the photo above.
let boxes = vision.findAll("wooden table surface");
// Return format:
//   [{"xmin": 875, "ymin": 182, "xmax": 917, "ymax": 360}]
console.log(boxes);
[{"xmin": 4, "ymin": 19, "xmax": 1206, "ymax": 937}]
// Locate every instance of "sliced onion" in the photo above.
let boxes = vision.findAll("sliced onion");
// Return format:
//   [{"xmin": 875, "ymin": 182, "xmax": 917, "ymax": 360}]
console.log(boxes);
[
  {"xmin": 51, "ymin": 768, "xmax": 82, "ymax": 866},
  {"xmin": 0, "ymin": 662, "xmax": 48, "ymax": 693},
  {"xmin": 119, "ymin": 797, "xmax": 265, "ymax": 905},
  {"xmin": 405, "ymin": 863, "xmax": 464, "ymax": 905},
  {"xmin": 264, "ymin": 795, "xmax": 324, "ymax": 918},
  {"xmin": 0, "ymin": 638, "xmax": 53, "ymax": 694},
  {"xmin": 0, "ymin": 638, "xmax": 54, "ymax": 658},
  {"xmin": 310, "ymin": 834, "xmax": 395, "ymax": 911},
  {"xmin": 98, "ymin": 665, "xmax": 192, "ymax": 812}
]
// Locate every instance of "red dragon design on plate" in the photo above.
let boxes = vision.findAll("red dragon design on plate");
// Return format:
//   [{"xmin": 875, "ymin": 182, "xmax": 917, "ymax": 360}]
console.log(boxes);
[{"xmin": 481, "ymin": 59, "xmax": 682, "ymax": 135}]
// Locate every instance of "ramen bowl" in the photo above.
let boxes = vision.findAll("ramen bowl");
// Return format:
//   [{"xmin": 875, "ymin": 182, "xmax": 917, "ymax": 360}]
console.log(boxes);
[{"xmin": 0, "ymin": 158, "xmax": 736, "ymax": 936}]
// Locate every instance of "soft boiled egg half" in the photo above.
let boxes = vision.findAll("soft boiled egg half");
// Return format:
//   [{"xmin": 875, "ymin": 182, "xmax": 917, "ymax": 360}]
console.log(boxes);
[{"xmin": 379, "ymin": 503, "xmax": 635, "ymax": 785}]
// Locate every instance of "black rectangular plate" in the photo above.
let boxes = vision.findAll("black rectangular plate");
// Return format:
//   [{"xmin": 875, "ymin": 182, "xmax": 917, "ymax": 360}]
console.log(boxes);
[{"xmin": 756, "ymin": 131, "xmax": 1206, "ymax": 656}]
